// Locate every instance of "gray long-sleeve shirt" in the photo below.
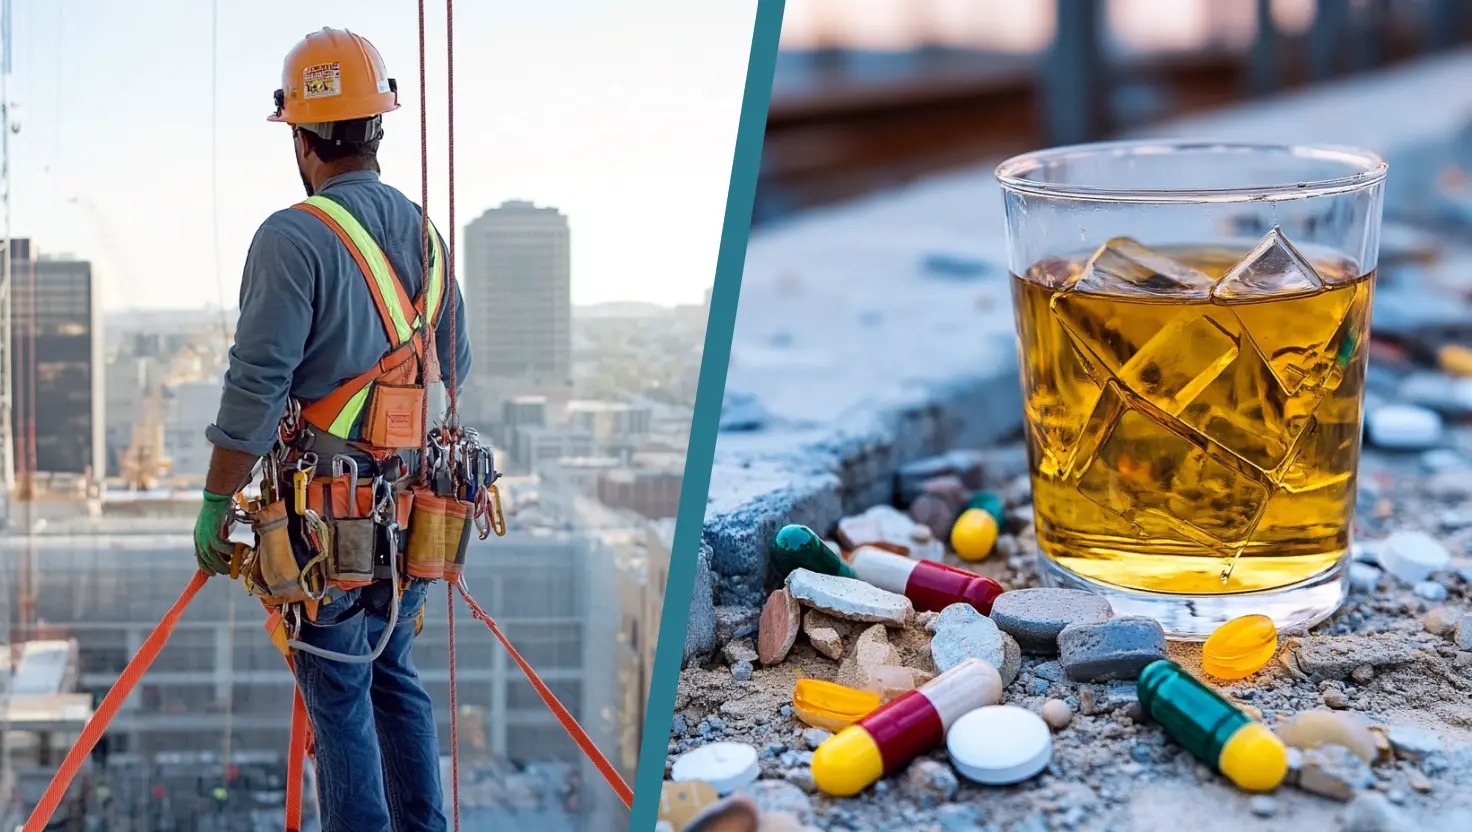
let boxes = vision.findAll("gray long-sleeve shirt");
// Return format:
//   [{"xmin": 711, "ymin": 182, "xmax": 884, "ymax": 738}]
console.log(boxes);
[{"xmin": 207, "ymin": 170, "xmax": 472, "ymax": 457}]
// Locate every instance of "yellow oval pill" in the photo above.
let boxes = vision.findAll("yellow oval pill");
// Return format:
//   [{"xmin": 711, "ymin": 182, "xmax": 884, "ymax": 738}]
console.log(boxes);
[
  {"xmin": 792, "ymin": 679, "xmax": 881, "ymax": 733},
  {"xmin": 950, "ymin": 509, "xmax": 998, "ymax": 562},
  {"xmin": 1202, "ymin": 614, "xmax": 1278, "ymax": 680}
]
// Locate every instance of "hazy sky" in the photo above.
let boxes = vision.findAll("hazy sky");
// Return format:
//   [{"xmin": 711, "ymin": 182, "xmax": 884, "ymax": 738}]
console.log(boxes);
[{"xmin": 6, "ymin": 0, "xmax": 755, "ymax": 311}]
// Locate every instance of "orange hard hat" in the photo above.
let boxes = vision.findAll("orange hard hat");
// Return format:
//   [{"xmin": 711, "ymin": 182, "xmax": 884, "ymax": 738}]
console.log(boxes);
[{"xmin": 268, "ymin": 28, "xmax": 399, "ymax": 126}]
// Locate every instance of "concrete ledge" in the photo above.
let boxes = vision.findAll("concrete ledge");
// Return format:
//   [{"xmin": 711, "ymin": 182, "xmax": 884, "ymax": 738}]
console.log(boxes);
[{"xmin": 687, "ymin": 49, "xmax": 1472, "ymax": 666}]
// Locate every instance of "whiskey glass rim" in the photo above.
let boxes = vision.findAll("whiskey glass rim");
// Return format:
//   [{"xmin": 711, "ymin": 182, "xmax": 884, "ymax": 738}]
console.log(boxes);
[{"xmin": 995, "ymin": 139, "xmax": 1387, "ymax": 204}]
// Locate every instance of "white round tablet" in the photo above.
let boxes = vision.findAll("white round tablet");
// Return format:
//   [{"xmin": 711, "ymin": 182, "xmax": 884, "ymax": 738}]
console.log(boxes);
[
  {"xmin": 946, "ymin": 705, "xmax": 1052, "ymax": 785},
  {"xmin": 670, "ymin": 741, "xmax": 761, "ymax": 795}
]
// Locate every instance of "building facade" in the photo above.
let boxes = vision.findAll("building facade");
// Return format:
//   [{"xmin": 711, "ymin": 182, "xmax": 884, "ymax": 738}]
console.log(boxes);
[
  {"xmin": 463, "ymin": 201, "xmax": 572, "ymax": 427},
  {"xmin": 8, "ymin": 241, "xmax": 105, "ymax": 483}
]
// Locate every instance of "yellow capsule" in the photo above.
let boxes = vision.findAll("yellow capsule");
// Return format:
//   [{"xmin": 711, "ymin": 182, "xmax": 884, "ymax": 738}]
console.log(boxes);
[
  {"xmin": 792, "ymin": 679, "xmax": 881, "ymax": 733},
  {"xmin": 950, "ymin": 509, "xmax": 998, "ymax": 561},
  {"xmin": 1202, "ymin": 614, "xmax": 1278, "ymax": 680}
]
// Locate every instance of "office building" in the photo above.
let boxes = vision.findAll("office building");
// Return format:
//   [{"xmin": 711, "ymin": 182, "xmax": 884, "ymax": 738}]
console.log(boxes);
[
  {"xmin": 8, "ymin": 241, "xmax": 105, "ymax": 483},
  {"xmin": 463, "ymin": 201, "xmax": 572, "ymax": 426}
]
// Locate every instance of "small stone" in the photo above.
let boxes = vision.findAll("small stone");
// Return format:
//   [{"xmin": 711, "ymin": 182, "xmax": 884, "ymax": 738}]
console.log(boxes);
[
  {"xmin": 1413, "ymin": 580, "xmax": 1448, "ymax": 602},
  {"xmin": 786, "ymin": 569, "xmax": 913, "ymax": 626},
  {"xmin": 736, "ymin": 780, "xmax": 812, "ymax": 824},
  {"xmin": 929, "ymin": 603, "xmax": 1007, "ymax": 673},
  {"xmin": 906, "ymin": 525, "xmax": 946, "ymax": 562},
  {"xmin": 801, "ymin": 728, "xmax": 831, "ymax": 750},
  {"xmin": 1298, "ymin": 745, "xmax": 1374, "ymax": 801},
  {"xmin": 758, "ymin": 589, "xmax": 802, "ymax": 666},
  {"xmin": 921, "ymin": 475, "xmax": 972, "ymax": 511},
  {"xmin": 898, "ymin": 452, "xmax": 984, "ymax": 505},
  {"xmin": 1057, "ymin": 616, "xmax": 1167, "ymax": 681},
  {"xmin": 1387, "ymin": 724, "xmax": 1443, "ymax": 761},
  {"xmin": 1034, "ymin": 661, "xmax": 1066, "ymax": 682},
  {"xmin": 1457, "ymin": 651, "xmax": 1472, "ymax": 667},
  {"xmin": 1341, "ymin": 792, "xmax": 1411, "ymax": 832},
  {"xmin": 1350, "ymin": 664, "xmax": 1374, "ymax": 684},
  {"xmin": 1040, "ymin": 699, "xmax": 1073, "ymax": 731},
  {"xmin": 1408, "ymin": 771, "xmax": 1432, "ymax": 793},
  {"xmin": 990, "ymin": 588, "xmax": 1113, "ymax": 653},
  {"xmin": 1349, "ymin": 562, "xmax": 1382, "ymax": 592},
  {"xmin": 1455, "ymin": 614, "xmax": 1472, "ymax": 651},
  {"xmin": 1284, "ymin": 747, "xmax": 1303, "ymax": 785},
  {"xmin": 837, "ymin": 624, "xmax": 902, "ymax": 693},
  {"xmin": 731, "ymin": 661, "xmax": 753, "ymax": 682},
  {"xmin": 1423, "ymin": 606, "xmax": 1458, "ymax": 636},
  {"xmin": 908, "ymin": 493, "xmax": 958, "ymax": 544},
  {"xmin": 835, "ymin": 505, "xmax": 923, "ymax": 555},
  {"xmin": 781, "ymin": 768, "xmax": 816, "ymax": 795},
  {"xmin": 723, "ymin": 638, "xmax": 759, "ymax": 666},
  {"xmin": 801, "ymin": 609, "xmax": 851, "ymax": 660},
  {"xmin": 757, "ymin": 811, "xmax": 805, "ymax": 832},
  {"xmin": 870, "ymin": 665, "xmax": 927, "ymax": 703},
  {"xmin": 1000, "ymin": 633, "xmax": 1022, "ymax": 688},
  {"xmin": 1276, "ymin": 710, "xmax": 1379, "ymax": 763},
  {"xmin": 1377, "ymin": 530, "xmax": 1452, "ymax": 583},
  {"xmin": 902, "ymin": 759, "xmax": 959, "ymax": 806},
  {"xmin": 1323, "ymin": 689, "xmax": 1349, "ymax": 709},
  {"xmin": 1366, "ymin": 404, "xmax": 1443, "ymax": 450},
  {"xmin": 715, "ymin": 606, "xmax": 762, "ymax": 647},
  {"xmin": 1248, "ymin": 795, "xmax": 1277, "ymax": 817},
  {"xmin": 1294, "ymin": 634, "xmax": 1417, "ymax": 680},
  {"xmin": 1427, "ymin": 468, "xmax": 1472, "ymax": 500}
]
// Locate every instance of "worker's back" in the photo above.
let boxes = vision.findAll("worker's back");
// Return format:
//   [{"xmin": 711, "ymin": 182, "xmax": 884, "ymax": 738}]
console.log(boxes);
[{"xmin": 208, "ymin": 169, "xmax": 472, "ymax": 457}]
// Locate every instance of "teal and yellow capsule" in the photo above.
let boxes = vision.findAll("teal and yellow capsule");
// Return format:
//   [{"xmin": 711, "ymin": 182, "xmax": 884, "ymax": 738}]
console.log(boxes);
[
  {"xmin": 1137, "ymin": 660, "xmax": 1287, "ymax": 792},
  {"xmin": 950, "ymin": 491, "xmax": 1004, "ymax": 561},
  {"xmin": 769, "ymin": 524, "xmax": 857, "ymax": 580}
]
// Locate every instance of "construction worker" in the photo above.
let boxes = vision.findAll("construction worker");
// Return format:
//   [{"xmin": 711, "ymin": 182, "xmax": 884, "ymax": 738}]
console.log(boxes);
[{"xmin": 192, "ymin": 28, "xmax": 469, "ymax": 832}]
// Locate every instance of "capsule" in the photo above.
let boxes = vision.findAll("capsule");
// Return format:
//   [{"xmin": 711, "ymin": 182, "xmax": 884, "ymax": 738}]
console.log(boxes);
[
  {"xmin": 812, "ymin": 658, "xmax": 1001, "ymax": 796},
  {"xmin": 791, "ymin": 679, "xmax": 882, "ymax": 733},
  {"xmin": 951, "ymin": 491, "xmax": 1005, "ymax": 561},
  {"xmin": 770, "ymin": 524, "xmax": 857, "ymax": 580},
  {"xmin": 1137, "ymin": 659, "xmax": 1287, "ymax": 792},
  {"xmin": 849, "ymin": 546, "xmax": 1004, "ymax": 615},
  {"xmin": 1201, "ymin": 614, "xmax": 1278, "ymax": 680}
]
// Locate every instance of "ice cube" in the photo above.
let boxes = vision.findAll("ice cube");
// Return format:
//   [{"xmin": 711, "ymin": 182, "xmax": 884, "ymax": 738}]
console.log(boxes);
[
  {"xmin": 1211, "ymin": 229, "xmax": 1323, "ymax": 301},
  {"xmin": 1068, "ymin": 238, "xmax": 1218, "ymax": 299}
]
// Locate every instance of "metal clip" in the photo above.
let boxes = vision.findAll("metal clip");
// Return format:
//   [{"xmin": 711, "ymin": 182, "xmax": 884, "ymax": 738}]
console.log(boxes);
[
  {"xmin": 332, "ymin": 455, "xmax": 360, "ymax": 516},
  {"xmin": 292, "ymin": 453, "xmax": 318, "ymax": 515},
  {"xmin": 486, "ymin": 484, "xmax": 506, "ymax": 537}
]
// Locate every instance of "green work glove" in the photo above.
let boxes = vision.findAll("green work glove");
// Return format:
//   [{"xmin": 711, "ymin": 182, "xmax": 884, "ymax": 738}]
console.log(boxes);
[{"xmin": 193, "ymin": 491, "xmax": 236, "ymax": 575}]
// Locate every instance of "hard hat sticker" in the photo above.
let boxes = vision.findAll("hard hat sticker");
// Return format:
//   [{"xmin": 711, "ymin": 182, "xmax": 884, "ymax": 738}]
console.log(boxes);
[
  {"xmin": 377, "ymin": 78, "xmax": 391, "ymax": 94},
  {"xmin": 302, "ymin": 63, "xmax": 342, "ymax": 99}
]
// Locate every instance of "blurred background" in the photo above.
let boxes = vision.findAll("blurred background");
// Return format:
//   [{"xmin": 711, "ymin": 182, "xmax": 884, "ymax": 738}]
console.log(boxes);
[{"xmin": 756, "ymin": 0, "xmax": 1472, "ymax": 224}]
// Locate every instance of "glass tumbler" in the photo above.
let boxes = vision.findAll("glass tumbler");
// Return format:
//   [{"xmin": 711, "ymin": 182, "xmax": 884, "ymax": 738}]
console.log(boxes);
[{"xmin": 995, "ymin": 141, "xmax": 1386, "ymax": 638}]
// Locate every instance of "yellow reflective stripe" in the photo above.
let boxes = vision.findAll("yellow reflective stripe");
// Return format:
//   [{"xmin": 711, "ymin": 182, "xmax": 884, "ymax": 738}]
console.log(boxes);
[
  {"xmin": 328, "ymin": 384, "xmax": 374, "ymax": 438},
  {"xmin": 421, "ymin": 221, "xmax": 444, "ymax": 328},
  {"xmin": 303, "ymin": 195, "xmax": 415, "ymax": 345}
]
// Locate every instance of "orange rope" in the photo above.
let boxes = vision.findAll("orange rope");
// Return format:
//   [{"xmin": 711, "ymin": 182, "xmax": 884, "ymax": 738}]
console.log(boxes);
[
  {"xmin": 285, "ymin": 686, "xmax": 309, "ymax": 831},
  {"xmin": 453, "ymin": 580, "xmax": 634, "ymax": 809},
  {"xmin": 22, "ymin": 571, "xmax": 210, "ymax": 832},
  {"xmin": 446, "ymin": 582, "xmax": 461, "ymax": 831}
]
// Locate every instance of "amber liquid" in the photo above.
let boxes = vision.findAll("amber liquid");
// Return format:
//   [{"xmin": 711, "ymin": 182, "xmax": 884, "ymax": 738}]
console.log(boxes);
[{"xmin": 1013, "ymin": 244, "xmax": 1372, "ymax": 595}]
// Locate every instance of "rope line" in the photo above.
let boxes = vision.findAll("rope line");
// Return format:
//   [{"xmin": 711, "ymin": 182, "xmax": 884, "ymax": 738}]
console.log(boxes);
[
  {"xmin": 454, "ymin": 580, "xmax": 635, "ymax": 809},
  {"xmin": 21, "ymin": 571, "xmax": 210, "ymax": 832}
]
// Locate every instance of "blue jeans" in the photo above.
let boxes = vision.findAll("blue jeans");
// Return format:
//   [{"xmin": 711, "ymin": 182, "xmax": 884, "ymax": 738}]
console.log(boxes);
[{"xmin": 292, "ymin": 579, "xmax": 446, "ymax": 832}]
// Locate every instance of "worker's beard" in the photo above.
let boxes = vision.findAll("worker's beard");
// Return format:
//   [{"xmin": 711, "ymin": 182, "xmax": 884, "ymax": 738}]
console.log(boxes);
[{"xmin": 299, "ymin": 165, "xmax": 315, "ymax": 197}]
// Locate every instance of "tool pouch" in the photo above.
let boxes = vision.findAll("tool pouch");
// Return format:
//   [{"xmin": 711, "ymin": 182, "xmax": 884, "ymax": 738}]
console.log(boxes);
[
  {"xmin": 364, "ymin": 384, "xmax": 425, "ymax": 449},
  {"xmin": 253, "ymin": 500, "xmax": 302, "ymax": 601},
  {"xmin": 405, "ymin": 488, "xmax": 473, "ymax": 580},
  {"xmin": 329, "ymin": 517, "xmax": 377, "ymax": 588}
]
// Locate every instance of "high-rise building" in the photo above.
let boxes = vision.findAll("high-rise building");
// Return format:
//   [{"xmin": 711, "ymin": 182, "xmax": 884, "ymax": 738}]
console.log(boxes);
[
  {"xmin": 9, "ymin": 241, "xmax": 105, "ymax": 483},
  {"xmin": 463, "ymin": 201, "xmax": 572, "ymax": 426}
]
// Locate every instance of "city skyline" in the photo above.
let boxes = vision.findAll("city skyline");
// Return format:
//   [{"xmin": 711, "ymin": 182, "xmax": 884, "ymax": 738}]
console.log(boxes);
[{"xmin": 5, "ymin": 0, "xmax": 755, "ymax": 312}]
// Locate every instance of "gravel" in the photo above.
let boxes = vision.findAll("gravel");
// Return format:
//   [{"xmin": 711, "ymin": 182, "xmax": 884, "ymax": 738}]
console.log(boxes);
[{"xmin": 667, "ymin": 437, "xmax": 1472, "ymax": 831}]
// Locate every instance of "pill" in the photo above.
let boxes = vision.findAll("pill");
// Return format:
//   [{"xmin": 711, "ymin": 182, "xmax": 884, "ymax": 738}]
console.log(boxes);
[
  {"xmin": 1137, "ymin": 659, "xmax": 1287, "ymax": 792},
  {"xmin": 791, "ymin": 679, "xmax": 882, "ymax": 733},
  {"xmin": 849, "ymin": 546, "xmax": 1004, "ymax": 614},
  {"xmin": 1202, "ymin": 614, "xmax": 1278, "ymax": 680},
  {"xmin": 770, "ymin": 524, "xmax": 858, "ymax": 580},
  {"xmin": 670, "ymin": 741, "xmax": 760, "ymax": 795},
  {"xmin": 946, "ymin": 705, "xmax": 1052, "ymax": 785},
  {"xmin": 811, "ymin": 658, "xmax": 1002, "ymax": 796},
  {"xmin": 659, "ymin": 779, "xmax": 721, "ymax": 830},
  {"xmin": 951, "ymin": 492, "xmax": 1004, "ymax": 561}
]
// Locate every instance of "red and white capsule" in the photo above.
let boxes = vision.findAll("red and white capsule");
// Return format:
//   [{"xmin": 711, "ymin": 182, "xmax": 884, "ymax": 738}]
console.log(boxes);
[
  {"xmin": 810, "ymin": 658, "xmax": 1003, "ymax": 796},
  {"xmin": 849, "ymin": 546, "xmax": 1004, "ymax": 615}
]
